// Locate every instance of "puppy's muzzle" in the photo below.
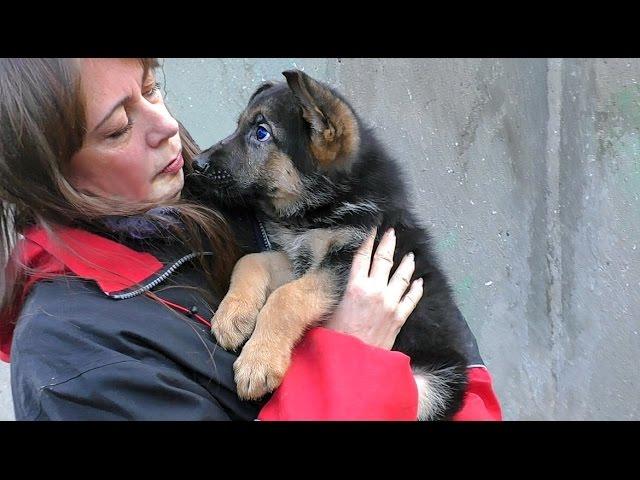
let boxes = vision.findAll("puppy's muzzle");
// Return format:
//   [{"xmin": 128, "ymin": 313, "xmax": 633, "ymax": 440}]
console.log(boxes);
[
  {"xmin": 192, "ymin": 152, "xmax": 213, "ymax": 174},
  {"xmin": 191, "ymin": 152, "xmax": 234, "ymax": 184}
]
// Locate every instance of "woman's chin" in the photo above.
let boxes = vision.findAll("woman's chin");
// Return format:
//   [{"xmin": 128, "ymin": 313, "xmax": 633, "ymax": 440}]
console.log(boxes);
[{"xmin": 151, "ymin": 169, "xmax": 184, "ymax": 203}]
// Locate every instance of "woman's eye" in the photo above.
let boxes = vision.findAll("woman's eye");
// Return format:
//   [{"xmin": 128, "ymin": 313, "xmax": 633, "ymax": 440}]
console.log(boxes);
[
  {"xmin": 107, "ymin": 119, "xmax": 133, "ymax": 139},
  {"xmin": 144, "ymin": 82, "xmax": 162, "ymax": 99},
  {"xmin": 256, "ymin": 124, "xmax": 271, "ymax": 142}
]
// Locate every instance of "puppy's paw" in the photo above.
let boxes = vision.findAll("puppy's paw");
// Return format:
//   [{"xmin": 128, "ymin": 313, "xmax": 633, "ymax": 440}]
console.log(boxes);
[
  {"xmin": 211, "ymin": 294, "xmax": 259, "ymax": 351},
  {"xmin": 233, "ymin": 339, "xmax": 291, "ymax": 401}
]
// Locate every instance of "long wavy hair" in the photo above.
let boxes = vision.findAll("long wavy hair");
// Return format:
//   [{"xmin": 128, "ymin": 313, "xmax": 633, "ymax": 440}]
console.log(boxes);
[{"xmin": 0, "ymin": 58, "xmax": 241, "ymax": 333}]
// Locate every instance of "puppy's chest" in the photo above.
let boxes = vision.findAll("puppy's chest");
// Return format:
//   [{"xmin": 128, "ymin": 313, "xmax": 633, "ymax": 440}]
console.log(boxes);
[{"xmin": 265, "ymin": 221, "xmax": 366, "ymax": 276}]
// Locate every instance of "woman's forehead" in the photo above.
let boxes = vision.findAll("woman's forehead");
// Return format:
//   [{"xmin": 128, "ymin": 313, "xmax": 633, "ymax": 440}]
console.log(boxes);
[{"xmin": 79, "ymin": 59, "xmax": 148, "ymax": 130}]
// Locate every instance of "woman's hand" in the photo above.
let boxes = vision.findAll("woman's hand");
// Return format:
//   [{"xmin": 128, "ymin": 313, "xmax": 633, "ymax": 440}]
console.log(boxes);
[{"xmin": 324, "ymin": 227, "xmax": 424, "ymax": 350}]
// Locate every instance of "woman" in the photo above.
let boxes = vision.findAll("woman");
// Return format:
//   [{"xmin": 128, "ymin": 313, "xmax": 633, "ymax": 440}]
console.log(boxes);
[{"xmin": 0, "ymin": 58, "xmax": 501, "ymax": 420}]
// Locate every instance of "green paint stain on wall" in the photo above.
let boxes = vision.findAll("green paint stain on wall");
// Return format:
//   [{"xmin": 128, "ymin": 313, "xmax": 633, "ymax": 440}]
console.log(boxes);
[
  {"xmin": 600, "ymin": 86, "xmax": 640, "ymax": 206},
  {"xmin": 436, "ymin": 231, "xmax": 458, "ymax": 252},
  {"xmin": 453, "ymin": 275, "xmax": 474, "ymax": 307},
  {"xmin": 613, "ymin": 85, "xmax": 640, "ymax": 129},
  {"xmin": 613, "ymin": 134, "xmax": 640, "ymax": 201}
]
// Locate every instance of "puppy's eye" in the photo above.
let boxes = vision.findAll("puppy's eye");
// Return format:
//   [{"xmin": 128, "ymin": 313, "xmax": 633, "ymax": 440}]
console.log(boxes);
[{"xmin": 256, "ymin": 124, "xmax": 271, "ymax": 142}]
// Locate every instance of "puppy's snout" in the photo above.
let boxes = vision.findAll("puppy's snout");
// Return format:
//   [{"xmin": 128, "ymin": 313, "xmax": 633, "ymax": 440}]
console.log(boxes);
[
  {"xmin": 193, "ymin": 139, "xmax": 229, "ymax": 173},
  {"xmin": 192, "ymin": 152, "xmax": 211, "ymax": 173}
]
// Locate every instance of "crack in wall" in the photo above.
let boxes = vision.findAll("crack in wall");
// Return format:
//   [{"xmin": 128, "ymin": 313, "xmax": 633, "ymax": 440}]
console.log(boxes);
[{"xmin": 545, "ymin": 58, "xmax": 564, "ymax": 417}]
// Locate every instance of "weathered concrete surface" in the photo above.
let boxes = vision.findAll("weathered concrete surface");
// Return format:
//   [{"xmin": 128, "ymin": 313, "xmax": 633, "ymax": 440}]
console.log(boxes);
[
  {"xmin": 0, "ymin": 364, "xmax": 11, "ymax": 420},
  {"xmin": 555, "ymin": 59, "xmax": 640, "ymax": 419},
  {"xmin": 1, "ymin": 58, "xmax": 638, "ymax": 421}
]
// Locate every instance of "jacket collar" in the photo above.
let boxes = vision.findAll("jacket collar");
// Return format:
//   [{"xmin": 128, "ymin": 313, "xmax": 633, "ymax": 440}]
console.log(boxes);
[
  {"xmin": 15, "ymin": 207, "xmax": 270, "ymax": 298},
  {"xmin": 22, "ymin": 226, "xmax": 165, "ymax": 295},
  {"xmin": 0, "ymin": 226, "xmax": 168, "ymax": 363},
  {"xmin": 1, "ymin": 210, "xmax": 269, "ymax": 363}
]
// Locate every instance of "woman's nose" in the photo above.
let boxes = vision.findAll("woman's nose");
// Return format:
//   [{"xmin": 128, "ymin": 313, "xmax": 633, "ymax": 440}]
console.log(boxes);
[{"xmin": 146, "ymin": 104, "xmax": 180, "ymax": 147}]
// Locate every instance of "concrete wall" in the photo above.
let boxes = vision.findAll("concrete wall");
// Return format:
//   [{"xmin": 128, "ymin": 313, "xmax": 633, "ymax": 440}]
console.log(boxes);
[{"xmin": 1, "ymin": 58, "xmax": 638, "ymax": 420}]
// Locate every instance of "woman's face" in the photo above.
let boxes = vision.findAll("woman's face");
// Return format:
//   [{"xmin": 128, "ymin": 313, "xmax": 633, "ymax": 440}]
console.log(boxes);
[{"xmin": 67, "ymin": 58, "xmax": 184, "ymax": 204}]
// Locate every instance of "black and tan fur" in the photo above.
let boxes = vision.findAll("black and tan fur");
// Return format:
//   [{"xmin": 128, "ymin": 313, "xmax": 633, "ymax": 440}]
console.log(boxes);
[{"xmin": 190, "ymin": 70, "xmax": 469, "ymax": 420}]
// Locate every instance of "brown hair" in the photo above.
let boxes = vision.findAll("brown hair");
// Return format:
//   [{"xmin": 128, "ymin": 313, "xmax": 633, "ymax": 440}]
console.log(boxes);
[{"xmin": 0, "ymin": 58, "xmax": 241, "ymax": 331}]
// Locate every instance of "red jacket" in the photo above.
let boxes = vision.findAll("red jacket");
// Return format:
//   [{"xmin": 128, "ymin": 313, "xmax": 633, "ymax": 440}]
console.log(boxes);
[{"xmin": 1, "ymin": 226, "xmax": 502, "ymax": 421}]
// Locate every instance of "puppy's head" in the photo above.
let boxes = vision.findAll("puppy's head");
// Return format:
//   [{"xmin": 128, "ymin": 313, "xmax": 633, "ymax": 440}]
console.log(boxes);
[{"xmin": 192, "ymin": 69, "xmax": 360, "ymax": 215}]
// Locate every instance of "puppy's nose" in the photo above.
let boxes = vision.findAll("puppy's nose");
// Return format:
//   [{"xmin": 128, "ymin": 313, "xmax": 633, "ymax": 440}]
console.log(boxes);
[{"xmin": 192, "ymin": 152, "xmax": 211, "ymax": 173}]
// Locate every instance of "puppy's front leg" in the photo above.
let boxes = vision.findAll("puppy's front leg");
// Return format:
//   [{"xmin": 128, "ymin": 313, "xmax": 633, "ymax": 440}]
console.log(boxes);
[
  {"xmin": 212, "ymin": 251, "xmax": 294, "ymax": 351},
  {"xmin": 234, "ymin": 269, "xmax": 338, "ymax": 401}
]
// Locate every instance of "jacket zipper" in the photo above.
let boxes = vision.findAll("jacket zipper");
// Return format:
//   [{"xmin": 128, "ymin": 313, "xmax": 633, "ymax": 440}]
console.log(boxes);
[
  {"xmin": 109, "ymin": 216, "xmax": 271, "ymax": 300},
  {"xmin": 108, "ymin": 252, "xmax": 213, "ymax": 300}
]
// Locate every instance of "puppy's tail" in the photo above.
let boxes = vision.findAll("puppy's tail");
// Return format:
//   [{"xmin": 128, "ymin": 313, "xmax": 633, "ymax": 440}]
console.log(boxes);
[{"xmin": 412, "ymin": 358, "xmax": 468, "ymax": 421}]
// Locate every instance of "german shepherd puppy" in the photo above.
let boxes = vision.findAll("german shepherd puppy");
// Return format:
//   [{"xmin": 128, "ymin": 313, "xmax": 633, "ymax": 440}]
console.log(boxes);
[{"xmin": 191, "ymin": 70, "xmax": 469, "ymax": 420}]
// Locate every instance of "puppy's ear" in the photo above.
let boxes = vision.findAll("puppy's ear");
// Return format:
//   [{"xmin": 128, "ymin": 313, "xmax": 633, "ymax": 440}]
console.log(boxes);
[{"xmin": 283, "ymin": 69, "xmax": 359, "ymax": 172}]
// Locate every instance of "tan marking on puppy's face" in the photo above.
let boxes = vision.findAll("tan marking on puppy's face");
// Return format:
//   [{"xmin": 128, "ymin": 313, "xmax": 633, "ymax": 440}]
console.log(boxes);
[
  {"xmin": 263, "ymin": 151, "xmax": 304, "ymax": 212},
  {"xmin": 237, "ymin": 106, "xmax": 264, "ymax": 129}
]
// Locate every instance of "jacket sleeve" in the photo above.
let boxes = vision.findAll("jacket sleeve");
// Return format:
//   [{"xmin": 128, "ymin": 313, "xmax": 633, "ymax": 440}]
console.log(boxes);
[
  {"xmin": 258, "ymin": 327, "xmax": 419, "ymax": 420},
  {"xmin": 258, "ymin": 327, "xmax": 503, "ymax": 421},
  {"xmin": 33, "ymin": 359, "xmax": 233, "ymax": 421},
  {"xmin": 452, "ymin": 366, "xmax": 502, "ymax": 420}
]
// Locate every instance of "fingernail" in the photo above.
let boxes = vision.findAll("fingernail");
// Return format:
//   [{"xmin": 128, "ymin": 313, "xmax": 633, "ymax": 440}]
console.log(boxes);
[
  {"xmin": 407, "ymin": 252, "xmax": 414, "ymax": 261},
  {"xmin": 417, "ymin": 278, "xmax": 423, "ymax": 286},
  {"xmin": 387, "ymin": 227, "xmax": 395, "ymax": 237}
]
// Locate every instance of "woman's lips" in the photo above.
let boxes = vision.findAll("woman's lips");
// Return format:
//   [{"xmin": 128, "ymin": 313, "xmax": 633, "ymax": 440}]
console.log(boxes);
[{"xmin": 160, "ymin": 152, "xmax": 184, "ymax": 175}]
